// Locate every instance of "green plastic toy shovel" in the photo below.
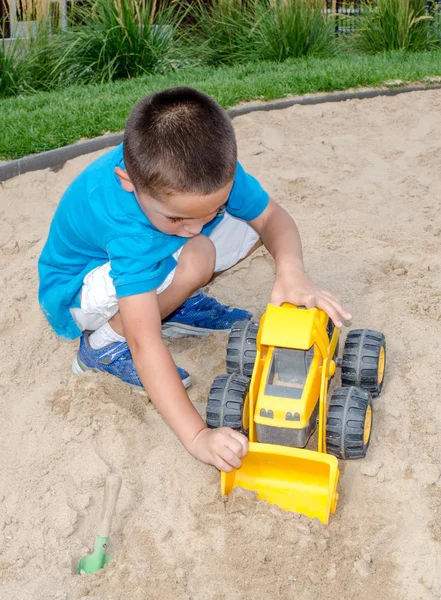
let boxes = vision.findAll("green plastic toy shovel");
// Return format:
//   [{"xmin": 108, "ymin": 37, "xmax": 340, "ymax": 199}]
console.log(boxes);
[{"xmin": 78, "ymin": 472, "xmax": 122, "ymax": 574}]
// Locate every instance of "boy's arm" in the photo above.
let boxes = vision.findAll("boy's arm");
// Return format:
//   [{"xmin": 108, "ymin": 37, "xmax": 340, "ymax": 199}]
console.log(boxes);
[
  {"xmin": 118, "ymin": 291, "xmax": 248, "ymax": 470},
  {"xmin": 250, "ymin": 199, "xmax": 352, "ymax": 327}
]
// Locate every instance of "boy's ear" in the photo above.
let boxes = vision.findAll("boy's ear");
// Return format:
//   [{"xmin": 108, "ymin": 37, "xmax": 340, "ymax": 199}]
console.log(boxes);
[{"xmin": 114, "ymin": 167, "xmax": 135, "ymax": 193}]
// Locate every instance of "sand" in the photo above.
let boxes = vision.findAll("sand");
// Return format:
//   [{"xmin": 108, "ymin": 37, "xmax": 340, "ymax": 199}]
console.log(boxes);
[{"xmin": 0, "ymin": 89, "xmax": 441, "ymax": 600}]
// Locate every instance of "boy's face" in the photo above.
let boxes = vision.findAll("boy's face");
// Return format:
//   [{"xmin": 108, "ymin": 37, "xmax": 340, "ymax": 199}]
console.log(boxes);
[{"xmin": 116, "ymin": 167, "xmax": 233, "ymax": 238}]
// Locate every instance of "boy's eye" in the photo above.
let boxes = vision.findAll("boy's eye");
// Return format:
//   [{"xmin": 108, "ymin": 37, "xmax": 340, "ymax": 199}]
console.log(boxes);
[{"xmin": 166, "ymin": 204, "xmax": 226, "ymax": 224}]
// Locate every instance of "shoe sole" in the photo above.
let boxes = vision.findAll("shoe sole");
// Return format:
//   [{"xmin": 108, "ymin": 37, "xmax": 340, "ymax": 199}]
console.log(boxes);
[
  {"xmin": 72, "ymin": 354, "xmax": 192, "ymax": 390},
  {"xmin": 162, "ymin": 322, "xmax": 232, "ymax": 339}
]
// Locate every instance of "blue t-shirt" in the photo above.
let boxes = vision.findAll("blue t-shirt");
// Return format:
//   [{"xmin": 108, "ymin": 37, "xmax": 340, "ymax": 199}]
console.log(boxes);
[{"xmin": 38, "ymin": 144, "xmax": 269, "ymax": 340}]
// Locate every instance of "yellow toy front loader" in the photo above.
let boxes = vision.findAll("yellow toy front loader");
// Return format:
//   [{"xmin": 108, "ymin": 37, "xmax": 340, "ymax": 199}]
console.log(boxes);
[{"xmin": 206, "ymin": 305, "xmax": 386, "ymax": 524}]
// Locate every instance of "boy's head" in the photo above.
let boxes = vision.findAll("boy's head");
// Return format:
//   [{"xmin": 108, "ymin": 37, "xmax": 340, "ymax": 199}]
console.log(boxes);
[{"xmin": 117, "ymin": 87, "xmax": 237, "ymax": 238}]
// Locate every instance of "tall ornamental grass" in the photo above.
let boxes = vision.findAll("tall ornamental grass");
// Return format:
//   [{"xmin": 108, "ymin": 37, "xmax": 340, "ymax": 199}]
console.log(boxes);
[
  {"xmin": 50, "ymin": 0, "xmax": 185, "ymax": 83},
  {"xmin": 189, "ymin": 0, "xmax": 337, "ymax": 65},
  {"xmin": 5, "ymin": 0, "xmax": 51, "ymax": 22},
  {"xmin": 188, "ymin": 0, "xmax": 260, "ymax": 65},
  {"xmin": 433, "ymin": 4, "xmax": 441, "ymax": 46},
  {"xmin": 0, "ymin": 35, "xmax": 27, "ymax": 97},
  {"xmin": 257, "ymin": 0, "xmax": 337, "ymax": 61},
  {"xmin": 0, "ymin": 0, "xmax": 186, "ymax": 97},
  {"xmin": 354, "ymin": 0, "xmax": 437, "ymax": 52},
  {"xmin": 0, "ymin": 15, "xmax": 75, "ymax": 97},
  {"xmin": 1, "ymin": 0, "xmax": 55, "ymax": 97}
]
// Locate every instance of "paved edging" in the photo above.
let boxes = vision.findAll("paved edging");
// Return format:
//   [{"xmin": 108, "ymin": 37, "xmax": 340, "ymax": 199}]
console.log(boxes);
[{"xmin": 1, "ymin": 84, "xmax": 441, "ymax": 182}]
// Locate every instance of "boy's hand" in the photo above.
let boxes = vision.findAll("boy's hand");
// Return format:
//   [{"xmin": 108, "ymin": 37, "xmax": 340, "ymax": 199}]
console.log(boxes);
[
  {"xmin": 189, "ymin": 427, "xmax": 248, "ymax": 472},
  {"xmin": 271, "ymin": 265, "xmax": 352, "ymax": 327}
]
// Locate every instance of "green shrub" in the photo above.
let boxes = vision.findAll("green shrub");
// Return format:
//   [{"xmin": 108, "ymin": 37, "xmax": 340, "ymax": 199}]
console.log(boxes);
[
  {"xmin": 0, "ymin": 16, "xmax": 74, "ymax": 98},
  {"xmin": 24, "ymin": 19, "xmax": 69, "ymax": 90},
  {"xmin": 355, "ymin": 0, "xmax": 436, "ymax": 52},
  {"xmin": 187, "ymin": 0, "xmax": 261, "ymax": 65},
  {"xmin": 49, "ymin": 0, "xmax": 185, "ymax": 84},
  {"xmin": 188, "ymin": 0, "xmax": 337, "ymax": 65},
  {"xmin": 0, "ymin": 36, "xmax": 26, "ymax": 98},
  {"xmin": 433, "ymin": 5, "xmax": 441, "ymax": 46},
  {"xmin": 256, "ymin": 0, "xmax": 337, "ymax": 61}
]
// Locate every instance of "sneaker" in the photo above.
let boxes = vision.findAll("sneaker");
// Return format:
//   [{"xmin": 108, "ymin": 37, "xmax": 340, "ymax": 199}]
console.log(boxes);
[
  {"xmin": 162, "ymin": 293, "xmax": 253, "ymax": 339},
  {"xmin": 72, "ymin": 333, "xmax": 192, "ymax": 390}
]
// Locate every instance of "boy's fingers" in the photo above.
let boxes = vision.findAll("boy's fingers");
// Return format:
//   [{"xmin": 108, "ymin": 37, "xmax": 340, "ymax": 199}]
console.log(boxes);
[
  {"xmin": 215, "ymin": 457, "xmax": 233, "ymax": 472},
  {"xmin": 317, "ymin": 292, "xmax": 352, "ymax": 324},
  {"xmin": 225, "ymin": 447, "xmax": 243, "ymax": 468},
  {"xmin": 229, "ymin": 430, "xmax": 249, "ymax": 457},
  {"xmin": 330, "ymin": 300, "xmax": 352, "ymax": 322},
  {"xmin": 225, "ymin": 437, "xmax": 245, "ymax": 458},
  {"xmin": 316, "ymin": 297, "xmax": 343, "ymax": 327},
  {"xmin": 319, "ymin": 290, "xmax": 351, "ymax": 315},
  {"xmin": 325, "ymin": 295, "xmax": 352, "ymax": 321},
  {"xmin": 303, "ymin": 294, "xmax": 317, "ymax": 310},
  {"xmin": 220, "ymin": 448, "xmax": 242, "ymax": 469},
  {"xmin": 269, "ymin": 290, "xmax": 283, "ymax": 306},
  {"xmin": 322, "ymin": 290, "xmax": 343, "ymax": 307}
]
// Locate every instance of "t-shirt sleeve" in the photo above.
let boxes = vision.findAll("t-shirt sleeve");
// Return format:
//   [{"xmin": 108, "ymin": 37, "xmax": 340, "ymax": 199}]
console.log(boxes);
[
  {"xmin": 106, "ymin": 234, "xmax": 179, "ymax": 298},
  {"xmin": 226, "ymin": 162, "xmax": 270, "ymax": 221}
]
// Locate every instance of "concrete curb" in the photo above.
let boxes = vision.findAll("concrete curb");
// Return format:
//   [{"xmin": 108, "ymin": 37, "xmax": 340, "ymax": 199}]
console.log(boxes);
[{"xmin": 1, "ymin": 84, "xmax": 441, "ymax": 182}]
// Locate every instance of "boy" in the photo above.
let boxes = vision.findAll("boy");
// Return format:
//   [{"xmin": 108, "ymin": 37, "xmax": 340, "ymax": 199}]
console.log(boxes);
[{"xmin": 39, "ymin": 87, "xmax": 350, "ymax": 474}]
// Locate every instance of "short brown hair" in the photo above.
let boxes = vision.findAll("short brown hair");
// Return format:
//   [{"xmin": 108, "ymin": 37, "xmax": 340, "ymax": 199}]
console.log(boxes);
[{"xmin": 123, "ymin": 87, "xmax": 237, "ymax": 198}]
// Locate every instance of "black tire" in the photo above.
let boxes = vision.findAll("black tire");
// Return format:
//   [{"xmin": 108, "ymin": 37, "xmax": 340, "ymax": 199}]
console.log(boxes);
[
  {"xmin": 326, "ymin": 386, "xmax": 373, "ymax": 460},
  {"xmin": 226, "ymin": 320, "xmax": 259, "ymax": 377},
  {"xmin": 342, "ymin": 329, "xmax": 386, "ymax": 397},
  {"xmin": 206, "ymin": 373, "xmax": 249, "ymax": 431}
]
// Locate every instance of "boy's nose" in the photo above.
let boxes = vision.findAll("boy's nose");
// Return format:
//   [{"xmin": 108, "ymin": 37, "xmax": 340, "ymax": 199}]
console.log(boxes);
[{"xmin": 184, "ymin": 222, "xmax": 203, "ymax": 236}]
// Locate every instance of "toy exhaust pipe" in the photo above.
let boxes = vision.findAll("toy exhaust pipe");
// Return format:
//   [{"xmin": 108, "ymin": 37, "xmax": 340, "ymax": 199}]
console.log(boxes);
[{"xmin": 222, "ymin": 442, "xmax": 339, "ymax": 524}]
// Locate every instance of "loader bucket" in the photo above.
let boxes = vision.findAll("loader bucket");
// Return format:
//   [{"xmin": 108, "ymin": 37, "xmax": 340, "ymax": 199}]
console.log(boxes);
[{"xmin": 221, "ymin": 442, "xmax": 339, "ymax": 524}]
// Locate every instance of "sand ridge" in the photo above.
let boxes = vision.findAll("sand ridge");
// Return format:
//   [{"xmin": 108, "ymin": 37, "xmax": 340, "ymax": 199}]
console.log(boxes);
[{"xmin": 0, "ymin": 89, "xmax": 440, "ymax": 599}]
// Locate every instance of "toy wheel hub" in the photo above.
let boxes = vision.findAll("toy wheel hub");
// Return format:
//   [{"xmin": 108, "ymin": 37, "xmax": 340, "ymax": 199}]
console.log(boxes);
[
  {"xmin": 363, "ymin": 405, "xmax": 372, "ymax": 445},
  {"xmin": 377, "ymin": 347, "xmax": 385, "ymax": 384}
]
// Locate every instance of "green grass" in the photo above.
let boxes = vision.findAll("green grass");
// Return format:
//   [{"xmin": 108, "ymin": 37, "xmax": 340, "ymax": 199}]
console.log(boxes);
[{"xmin": 2, "ymin": 49, "xmax": 441, "ymax": 160}]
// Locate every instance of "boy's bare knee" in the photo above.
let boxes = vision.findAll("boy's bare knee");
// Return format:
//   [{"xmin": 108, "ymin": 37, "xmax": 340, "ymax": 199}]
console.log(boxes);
[{"xmin": 178, "ymin": 235, "xmax": 216, "ymax": 285}]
